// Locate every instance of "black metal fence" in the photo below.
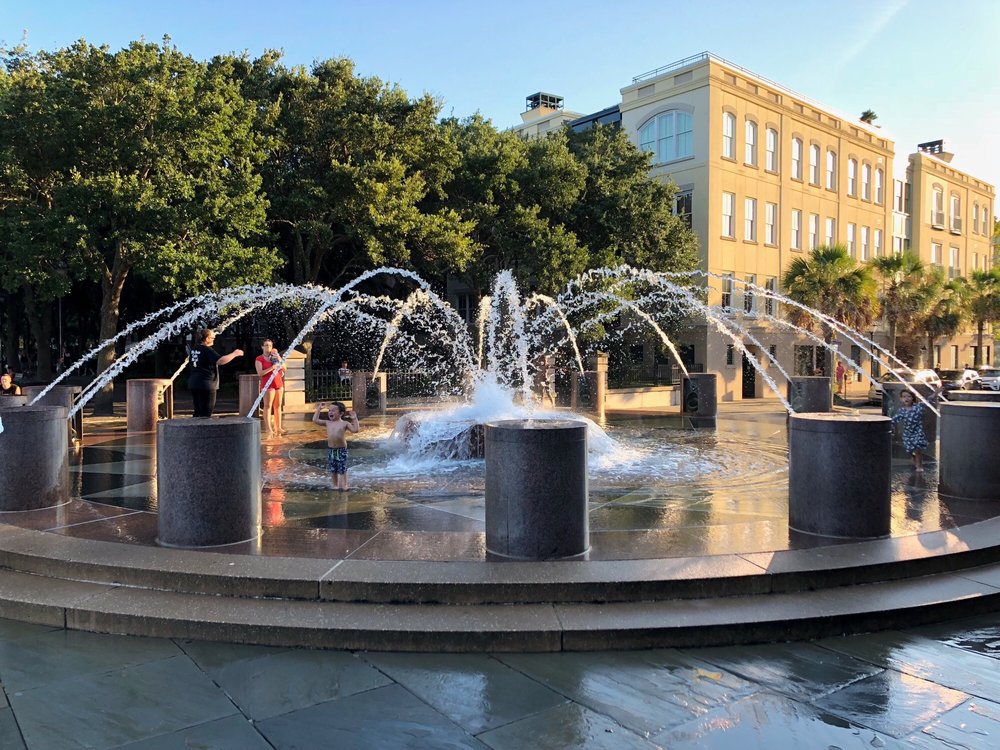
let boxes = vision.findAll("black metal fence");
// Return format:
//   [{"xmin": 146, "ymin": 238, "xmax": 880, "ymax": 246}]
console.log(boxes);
[
  {"xmin": 307, "ymin": 369, "xmax": 440, "ymax": 403},
  {"xmin": 607, "ymin": 363, "xmax": 684, "ymax": 389}
]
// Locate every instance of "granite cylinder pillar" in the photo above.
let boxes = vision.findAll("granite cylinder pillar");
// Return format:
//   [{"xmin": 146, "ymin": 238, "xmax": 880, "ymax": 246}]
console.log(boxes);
[
  {"xmin": 788, "ymin": 413, "xmax": 892, "ymax": 537},
  {"xmin": 681, "ymin": 373, "xmax": 718, "ymax": 429},
  {"xmin": 21, "ymin": 384, "xmax": 81, "ymax": 442},
  {"xmin": 787, "ymin": 376, "xmax": 833, "ymax": 413},
  {"xmin": 944, "ymin": 390, "xmax": 1000, "ymax": 403},
  {"xmin": 485, "ymin": 419, "xmax": 589, "ymax": 560},
  {"xmin": 127, "ymin": 378, "xmax": 173, "ymax": 432},
  {"xmin": 939, "ymin": 403, "xmax": 1000, "ymax": 499},
  {"xmin": 590, "ymin": 353, "xmax": 608, "ymax": 421},
  {"xmin": 0, "ymin": 406, "xmax": 70, "ymax": 510},
  {"xmin": 157, "ymin": 417, "xmax": 261, "ymax": 547},
  {"xmin": 882, "ymin": 383, "xmax": 938, "ymax": 459},
  {"xmin": 239, "ymin": 373, "xmax": 261, "ymax": 418}
]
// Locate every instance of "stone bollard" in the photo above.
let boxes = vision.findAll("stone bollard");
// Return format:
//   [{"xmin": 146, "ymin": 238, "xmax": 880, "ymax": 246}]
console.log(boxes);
[
  {"xmin": 882, "ymin": 383, "xmax": 938, "ymax": 459},
  {"xmin": 22, "ymin": 384, "xmax": 82, "ymax": 442},
  {"xmin": 787, "ymin": 376, "xmax": 833, "ymax": 413},
  {"xmin": 939, "ymin": 403, "xmax": 1000, "ymax": 499},
  {"xmin": 281, "ymin": 349, "xmax": 307, "ymax": 410},
  {"xmin": 239, "ymin": 373, "xmax": 261, "ymax": 418},
  {"xmin": 788, "ymin": 413, "xmax": 892, "ymax": 537},
  {"xmin": 681, "ymin": 374, "xmax": 718, "ymax": 429},
  {"xmin": 944, "ymin": 390, "xmax": 1000, "ymax": 403},
  {"xmin": 126, "ymin": 378, "xmax": 173, "ymax": 433},
  {"xmin": 590, "ymin": 353, "xmax": 608, "ymax": 421},
  {"xmin": 0, "ymin": 406, "xmax": 70, "ymax": 510},
  {"xmin": 351, "ymin": 372, "xmax": 386, "ymax": 418},
  {"xmin": 485, "ymin": 420, "xmax": 589, "ymax": 560},
  {"xmin": 157, "ymin": 417, "xmax": 261, "ymax": 547}
]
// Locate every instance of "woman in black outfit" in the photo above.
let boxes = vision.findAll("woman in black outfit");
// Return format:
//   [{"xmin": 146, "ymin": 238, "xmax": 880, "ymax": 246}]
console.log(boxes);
[{"xmin": 188, "ymin": 329, "xmax": 243, "ymax": 417}]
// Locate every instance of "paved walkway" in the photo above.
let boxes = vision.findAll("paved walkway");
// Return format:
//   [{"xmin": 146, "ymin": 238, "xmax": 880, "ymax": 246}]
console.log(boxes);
[{"xmin": 0, "ymin": 611, "xmax": 998, "ymax": 748}]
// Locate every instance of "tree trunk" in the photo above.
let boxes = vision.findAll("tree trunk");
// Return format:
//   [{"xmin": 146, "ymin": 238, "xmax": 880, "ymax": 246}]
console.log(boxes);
[
  {"xmin": 22, "ymin": 286, "xmax": 54, "ymax": 380},
  {"xmin": 927, "ymin": 334, "xmax": 935, "ymax": 368},
  {"xmin": 92, "ymin": 249, "xmax": 130, "ymax": 415},
  {"xmin": 2, "ymin": 292, "xmax": 22, "ymax": 373},
  {"xmin": 888, "ymin": 319, "xmax": 897, "ymax": 358}
]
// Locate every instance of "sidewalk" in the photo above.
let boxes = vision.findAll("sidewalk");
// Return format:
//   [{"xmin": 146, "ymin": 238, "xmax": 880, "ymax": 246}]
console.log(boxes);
[{"xmin": 1, "ymin": 612, "xmax": 998, "ymax": 748}]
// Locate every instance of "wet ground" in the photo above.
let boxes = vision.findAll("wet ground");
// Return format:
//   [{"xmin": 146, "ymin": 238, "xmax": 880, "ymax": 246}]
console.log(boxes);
[{"xmin": 2, "ymin": 612, "xmax": 1000, "ymax": 748}]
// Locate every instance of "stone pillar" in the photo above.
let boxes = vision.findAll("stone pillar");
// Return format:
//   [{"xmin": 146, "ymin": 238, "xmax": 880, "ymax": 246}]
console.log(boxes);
[
  {"xmin": 944, "ymin": 390, "xmax": 1000, "ymax": 403},
  {"xmin": 569, "ymin": 372, "xmax": 582, "ymax": 410},
  {"xmin": 281, "ymin": 349, "xmax": 307, "ymax": 410},
  {"xmin": 352, "ymin": 372, "xmax": 370, "ymax": 418},
  {"xmin": 589, "ymin": 353, "xmax": 608, "ymax": 421},
  {"xmin": 0, "ymin": 406, "xmax": 70, "ymax": 510},
  {"xmin": 788, "ymin": 414, "xmax": 892, "ymax": 537},
  {"xmin": 127, "ymin": 378, "xmax": 173, "ymax": 432},
  {"xmin": 939, "ymin": 403, "xmax": 1000, "ymax": 499},
  {"xmin": 239, "ymin": 373, "xmax": 261, "ymax": 418},
  {"xmin": 882, "ymin": 383, "xmax": 938, "ymax": 459},
  {"xmin": 787, "ymin": 376, "xmax": 833, "ymax": 413},
  {"xmin": 681, "ymin": 373, "xmax": 718, "ymax": 429},
  {"xmin": 373, "ymin": 372, "xmax": 387, "ymax": 414},
  {"xmin": 21, "ymin": 385, "xmax": 81, "ymax": 442},
  {"xmin": 156, "ymin": 417, "xmax": 261, "ymax": 547},
  {"xmin": 485, "ymin": 419, "xmax": 589, "ymax": 559}
]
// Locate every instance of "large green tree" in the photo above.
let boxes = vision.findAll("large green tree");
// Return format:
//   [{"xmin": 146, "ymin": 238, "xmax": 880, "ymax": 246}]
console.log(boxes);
[
  {"xmin": 782, "ymin": 245, "xmax": 879, "ymax": 373},
  {"xmin": 240, "ymin": 55, "xmax": 474, "ymax": 287},
  {"xmin": 966, "ymin": 268, "xmax": 1000, "ymax": 366},
  {"xmin": 869, "ymin": 251, "xmax": 924, "ymax": 357},
  {"xmin": 0, "ymin": 39, "xmax": 279, "ymax": 400},
  {"xmin": 912, "ymin": 268, "xmax": 966, "ymax": 368}
]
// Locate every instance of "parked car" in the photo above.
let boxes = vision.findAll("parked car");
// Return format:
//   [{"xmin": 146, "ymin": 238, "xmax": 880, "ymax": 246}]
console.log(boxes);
[
  {"xmin": 937, "ymin": 368, "xmax": 981, "ymax": 394},
  {"xmin": 976, "ymin": 366, "xmax": 1000, "ymax": 391},
  {"xmin": 867, "ymin": 369, "xmax": 942, "ymax": 405}
]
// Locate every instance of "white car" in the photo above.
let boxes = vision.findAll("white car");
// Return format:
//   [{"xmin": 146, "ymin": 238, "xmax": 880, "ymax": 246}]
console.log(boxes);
[
  {"xmin": 867, "ymin": 369, "xmax": 942, "ymax": 405},
  {"xmin": 977, "ymin": 366, "xmax": 1000, "ymax": 391}
]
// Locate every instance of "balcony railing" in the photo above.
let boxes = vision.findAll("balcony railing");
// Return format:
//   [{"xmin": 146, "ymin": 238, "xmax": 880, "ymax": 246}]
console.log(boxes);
[
  {"xmin": 950, "ymin": 216, "xmax": 963, "ymax": 234},
  {"xmin": 931, "ymin": 211, "xmax": 945, "ymax": 228}
]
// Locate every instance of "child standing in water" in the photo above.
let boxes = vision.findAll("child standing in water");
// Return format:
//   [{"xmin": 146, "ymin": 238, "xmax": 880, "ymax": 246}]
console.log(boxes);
[
  {"xmin": 891, "ymin": 389, "xmax": 937, "ymax": 472},
  {"xmin": 313, "ymin": 401, "xmax": 360, "ymax": 490}
]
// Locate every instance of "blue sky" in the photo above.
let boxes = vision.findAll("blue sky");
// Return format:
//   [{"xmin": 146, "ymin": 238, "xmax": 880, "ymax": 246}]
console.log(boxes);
[{"xmin": 3, "ymin": 0, "xmax": 998, "ymax": 210}]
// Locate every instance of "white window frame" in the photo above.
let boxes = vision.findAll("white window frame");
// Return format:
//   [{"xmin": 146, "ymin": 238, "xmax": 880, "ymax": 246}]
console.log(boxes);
[
  {"xmin": 825, "ymin": 217, "xmax": 836, "ymax": 245},
  {"xmin": 861, "ymin": 163, "xmax": 871, "ymax": 201},
  {"xmin": 847, "ymin": 222, "xmax": 856, "ymax": 256},
  {"xmin": 826, "ymin": 149, "xmax": 837, "ymax": 190},
  {"xmin": 765, "ymin": 202, "xmax": 777, "ymax": 245},
  {"xmin": 809, "ymin": 213, "xmax": 819, "ymax": 249},
  {"xmin": 791, "ymin": 138, "xmax": 803, "ymax": 180},
  {"xmin": 722, "ymin": 112, "xmax": 736, "ymax": 160},
  {"xmin": 639, "ymin": 110, "xmax": 694, "ymax": 164},
  {"xmin": 951, "ymin": 194, "xmax": 962, "ymax": 232},
  {"xmin": 743, "ymin": 274, "xmax": 757, "ymax": 314},
  {"xmin": 765, "ymin": 128, "xmax": 778, "ymax": 172},
  {"xmin": 874, "ymin": 228, "xmax": 882, "ymax": 257},
  {"xmin": 809, "ymin": 144, "xmax": 820, "ymax": 185},
  {"xmin": 764, "ymin": 277, "xmax": 778, "ymax": 316},
  {"xmin": 721, "ymin": 272, "xmax": 734, "ymax": 310},
  {"xmin": 722, "ymin": 192, "xmax": 735, "ymax": 237},
  {"xmin": 861, "ymin": 225, "xmax": 870, "ymax": 260},
  {"xmin": 931, "ymin": 242, "xmax": 942, "ymax": 266},
  {"xmin": 745, "ymin": 120, "xmax": 757, "ymax": 166},
  {"xmin": 744, "ymin": 197, "xmax": 757, "ymax": 241},
  {"xmin": 791, "ymin": 209, "xmax": 802, "ymax": 250},
  {"xmin": 875, "ymin": 168, "xmax": 884, "ymax": 204},
  {"xmin": 973, "ymin": 203, "xmax": 980, "ymax": 234},
  {"xmin": 848, "ymin": 159, "xmax": 858, "ymax": 196}
]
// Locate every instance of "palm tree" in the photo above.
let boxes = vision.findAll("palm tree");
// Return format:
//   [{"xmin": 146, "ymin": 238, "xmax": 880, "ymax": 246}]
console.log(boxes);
[
  {"xmin": 782, "ymin": 245, "xmax": 879, "ymax": 375},
  {"xmin": 913, "ymin": 268, "xmax": 966, "ymax": 368},
  {"xmin": 966, "ymin": 269, "xmax": 1000, "ymax": 366},
  {"xmin": 869, "ymin": 251, "xmax": 924, "ymax": 356},
  {"xmin": 860, "ymin": 109, "xmax": 878, "ymax": 124}
]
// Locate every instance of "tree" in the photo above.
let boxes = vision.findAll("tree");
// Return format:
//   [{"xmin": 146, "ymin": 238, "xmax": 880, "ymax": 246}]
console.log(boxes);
[
  {"xmin": 241, "ymin": 55, "xmax": 475, "ymax": 287},
  {"xmin": 860, "ymin": 109, "xmax": 878, "ymax": 124},
  {"xmin": 869, "ymin": 251, "xmax": 924, "ymax": 356},
  {"xmin": 966, "ymin": 268, "xmax": 1000, "ymax": 366},
  {"xmin": 781, "ymin": 245, "xmax": 878, "ymax": 373},
  {"xmin": 0, "ymin": 40, "xmax": 280, "ymax": 403},
  {"xmin": 912, "ymin": 268, "xmax": 965, "ymax": 368}
]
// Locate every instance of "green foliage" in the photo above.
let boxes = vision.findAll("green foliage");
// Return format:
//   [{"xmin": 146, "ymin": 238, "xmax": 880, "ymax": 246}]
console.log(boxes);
[
  {"xmin": 868, "ymin": 251, "xmax": 924, "ymax": 355},
  {"xmin": 781, "ymin": 245, "xmax": 879, "ymax": 341}
]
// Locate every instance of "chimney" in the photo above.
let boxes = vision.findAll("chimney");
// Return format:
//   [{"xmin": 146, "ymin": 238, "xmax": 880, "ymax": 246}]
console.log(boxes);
[{"xmin": 521, "ymin": 92, "xmax": 564, "ymax": 123}]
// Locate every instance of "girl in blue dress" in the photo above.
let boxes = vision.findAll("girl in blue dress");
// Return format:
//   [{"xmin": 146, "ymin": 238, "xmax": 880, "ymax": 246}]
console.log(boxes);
[{"xmin": 891, "ymin": 389, "xmax": 935, "ymax": 471}]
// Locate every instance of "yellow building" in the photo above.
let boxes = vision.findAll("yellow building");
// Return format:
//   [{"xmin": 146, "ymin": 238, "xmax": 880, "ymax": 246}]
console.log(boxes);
[{"xmin": 902, "ymin": 142, "xmax": 995, "ymax": 368}]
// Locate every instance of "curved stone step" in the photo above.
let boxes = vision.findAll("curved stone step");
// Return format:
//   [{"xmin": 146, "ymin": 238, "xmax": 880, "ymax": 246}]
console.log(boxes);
[
  {"xmin": 3, "ymin": 519, "xmax": 1000, "ymax": 605},
  {"xmin": 1, "ymin": 562, "xmax": 999, "ymax": 651}
]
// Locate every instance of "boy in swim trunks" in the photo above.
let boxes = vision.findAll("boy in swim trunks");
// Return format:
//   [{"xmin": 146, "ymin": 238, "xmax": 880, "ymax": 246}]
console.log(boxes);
[{"xmin": 312, "ymin": 401, "xmax": 360, "ymax": 490}]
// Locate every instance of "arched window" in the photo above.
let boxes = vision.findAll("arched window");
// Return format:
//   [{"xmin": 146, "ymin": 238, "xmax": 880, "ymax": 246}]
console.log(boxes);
[
  {"xmin": 932, "ymin": 187, "xmax": 944, "ymax": 226},
  {"xmin": 861, "ymin": 163, "xmax": 872, "ymax": 201},
  {"xmin": 847, "ymin": 159, "xmax": 858, "ymax": 196},
  {"xmin": 826, "ymin": 150, "xmax": 837, "ymax": 189},
  {"xmin": 791, "ymin": 138, "xmax": 803, "ymax": 180},
  {"xmin": 874, "ymin": 168, "xmax": 884, "ymax": 204},
  {"xmin": 745, "ymin": 120, "xmax": 757, "ymax": 166},
  {"xmin": 809, "ymin": 144, "xmax": 820, "ymax": 185},
  {"xmin": 722, "ymin": 112, "xmax": 736, "ymax": 159},
  {"xmin": 765, "ymin": 128, "xmax": 778, "ymax": 171},
  {"xmin": 639, "ymin": 110, "xmax": 694, "ymax": 164}
]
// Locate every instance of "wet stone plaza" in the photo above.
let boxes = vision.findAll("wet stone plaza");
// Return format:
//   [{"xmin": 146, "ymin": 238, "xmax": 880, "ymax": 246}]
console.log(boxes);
[{"xmin": 0, "ymin": 402, "xmax": 1000, "ymax": 747}]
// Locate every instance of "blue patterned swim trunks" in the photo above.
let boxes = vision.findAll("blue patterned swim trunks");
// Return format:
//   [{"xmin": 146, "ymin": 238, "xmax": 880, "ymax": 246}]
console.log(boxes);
[{"xmin": 326, "ymin": 447, "xmax": 348, "ymax": 475}]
